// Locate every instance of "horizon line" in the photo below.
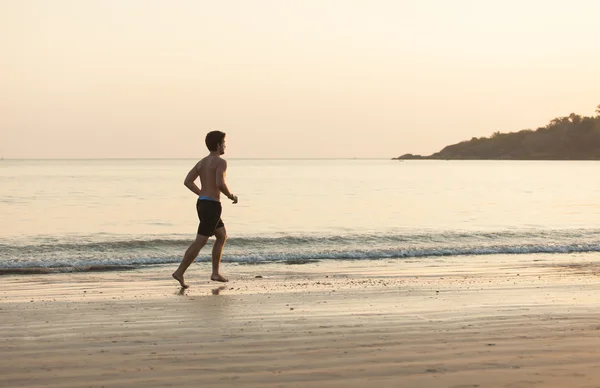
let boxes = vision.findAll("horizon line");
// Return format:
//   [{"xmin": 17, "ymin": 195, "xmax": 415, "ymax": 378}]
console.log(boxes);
[{"xmin": 0, "ymin": 157, "xmax": 393, "ymax": 161}]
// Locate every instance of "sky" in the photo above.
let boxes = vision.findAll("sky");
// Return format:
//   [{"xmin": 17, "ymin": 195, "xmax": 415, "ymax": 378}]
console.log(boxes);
[{"xmin": 1, "ymin": 0, "xmax": 599, "ymax": 159}]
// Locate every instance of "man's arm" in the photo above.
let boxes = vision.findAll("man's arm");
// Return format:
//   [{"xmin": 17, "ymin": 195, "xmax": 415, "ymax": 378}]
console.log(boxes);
[
  {"xmin": 216, "ymin": 160, "xmax": 238, "ymax": 203},
  {"xmin": 183, "ymin": 163, "xmax": 202, "ymax": 196}
]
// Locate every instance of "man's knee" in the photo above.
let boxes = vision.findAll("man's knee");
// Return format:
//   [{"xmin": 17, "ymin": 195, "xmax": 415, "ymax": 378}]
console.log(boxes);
[{"xmin": 215, "ymin": 229, "xmax": 227, "ymax": 242}]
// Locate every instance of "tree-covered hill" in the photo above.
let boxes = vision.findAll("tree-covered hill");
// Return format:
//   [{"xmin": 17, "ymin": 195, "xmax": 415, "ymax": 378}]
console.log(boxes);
[{"xmin": 395, "ymin": 105, "xmax": 600, "ymax": 160}]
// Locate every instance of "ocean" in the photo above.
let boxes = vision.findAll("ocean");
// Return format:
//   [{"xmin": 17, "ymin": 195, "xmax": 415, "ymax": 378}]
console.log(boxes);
[{"xmin": 1, "ymin": 159, "xmax": 599, "ymax": 272}]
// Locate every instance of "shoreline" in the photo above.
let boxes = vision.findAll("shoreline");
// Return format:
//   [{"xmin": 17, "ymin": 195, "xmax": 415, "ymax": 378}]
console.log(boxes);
[{"xmin": 2, "ymin": 254, "xmax": 600, "ymax": 387}]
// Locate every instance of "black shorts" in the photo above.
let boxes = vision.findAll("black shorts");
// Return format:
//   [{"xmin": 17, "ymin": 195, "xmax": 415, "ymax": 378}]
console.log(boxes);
[{"xmin": 196, "ymin": 199, "xmax": 225, "ymax": 237}]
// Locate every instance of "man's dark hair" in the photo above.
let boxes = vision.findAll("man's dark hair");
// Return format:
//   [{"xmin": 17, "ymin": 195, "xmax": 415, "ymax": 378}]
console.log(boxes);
[{"xmin": 205, "ymin": 131, "xmax": 226, "ymax": 151}]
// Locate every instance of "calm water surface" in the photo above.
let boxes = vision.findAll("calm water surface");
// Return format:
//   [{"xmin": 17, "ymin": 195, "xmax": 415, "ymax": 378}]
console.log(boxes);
[{"xmin": 1, "ymin": 159, "xmax": 599, "ymax": 269}]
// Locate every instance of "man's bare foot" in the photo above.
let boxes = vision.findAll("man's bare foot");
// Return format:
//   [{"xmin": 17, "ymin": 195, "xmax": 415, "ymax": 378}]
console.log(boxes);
[
  {"xmin": 172, "ymin": 272, "xmax": 189, "ymax": 288},
  {"xmin": 210, "ymin": 274, "xmax": 229, "ymax": 282}
]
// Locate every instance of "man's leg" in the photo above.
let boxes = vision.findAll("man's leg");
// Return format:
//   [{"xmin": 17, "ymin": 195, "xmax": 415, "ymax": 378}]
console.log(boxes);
[
  {"xmin": 210, "ymin": 226, "xmax": 228, "ymax": 282},
  {"xmin": 172, "ymin": 233, "xmax": 209, "ymax": 288}
]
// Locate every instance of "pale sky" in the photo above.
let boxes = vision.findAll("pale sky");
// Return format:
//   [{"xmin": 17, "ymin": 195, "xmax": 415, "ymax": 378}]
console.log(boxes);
[{"xmin": 1, "ymin": 0, "xmax": 599, "ymax": 159}]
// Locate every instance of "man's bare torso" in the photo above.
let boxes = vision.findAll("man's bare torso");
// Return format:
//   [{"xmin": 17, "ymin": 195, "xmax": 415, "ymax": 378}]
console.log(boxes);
[{"xmin": 196, "ymin": 155, "xmax": 224, "ymax": 201}]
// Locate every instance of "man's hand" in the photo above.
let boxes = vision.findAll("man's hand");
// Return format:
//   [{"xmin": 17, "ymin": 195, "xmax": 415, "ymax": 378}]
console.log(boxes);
[{"xmin": 230, "ymin": 194, "xmax": 238, "ymax": 204}]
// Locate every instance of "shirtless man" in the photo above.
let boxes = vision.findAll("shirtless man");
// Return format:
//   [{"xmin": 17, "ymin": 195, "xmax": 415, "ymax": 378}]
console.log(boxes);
[{"xmin": 172, "ymin": 130, "xmax": 238, "ymax": 288}]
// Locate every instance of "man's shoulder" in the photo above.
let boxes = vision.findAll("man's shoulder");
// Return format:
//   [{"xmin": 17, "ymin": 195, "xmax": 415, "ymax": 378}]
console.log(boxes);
[
  {"xmin": 209, "ymin": 154, "xmax": 226, "ymax": 163},
  {"xmin": 200, "ymin": 155, "xmax": 227, "ymax": 168},
  {"xmin": 195, "ymin": 157, "xmax": 206, "ymax": 168},
  {"xmin": 216, "ymin": 157, "xmax": 227, "ymax": 169}
]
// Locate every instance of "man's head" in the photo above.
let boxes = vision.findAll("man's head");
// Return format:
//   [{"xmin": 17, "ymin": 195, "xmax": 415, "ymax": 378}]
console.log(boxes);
[{"xmin": 205, "ymin": 130, "xmax": 226, "ymax": 155}]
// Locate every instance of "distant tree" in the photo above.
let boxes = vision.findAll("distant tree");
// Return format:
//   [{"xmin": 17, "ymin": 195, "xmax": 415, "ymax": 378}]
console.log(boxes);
[
  {"xmin": 398, "ymin": 106, "xmax": 600, "ymax": 160},
  {"xmin": 548, "ymin": 117, "xmax": 567, "ymax": 127}
]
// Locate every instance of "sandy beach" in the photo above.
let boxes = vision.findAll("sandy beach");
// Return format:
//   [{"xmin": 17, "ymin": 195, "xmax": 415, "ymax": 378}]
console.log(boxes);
[{"xmin": 2, "ymin": 254, "xmax": 600, "ymax": 388}]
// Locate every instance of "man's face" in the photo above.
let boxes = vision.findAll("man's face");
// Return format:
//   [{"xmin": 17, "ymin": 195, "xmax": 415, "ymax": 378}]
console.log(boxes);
[{"xmin": 218, "ymin": 140, "xmax": 226, "ymax": 155}]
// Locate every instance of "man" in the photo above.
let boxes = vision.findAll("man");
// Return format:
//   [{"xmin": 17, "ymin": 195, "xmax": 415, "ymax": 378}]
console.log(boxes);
[{"xmin": 172, "ymin": 130, "xmax": 238, "ymax": 288}]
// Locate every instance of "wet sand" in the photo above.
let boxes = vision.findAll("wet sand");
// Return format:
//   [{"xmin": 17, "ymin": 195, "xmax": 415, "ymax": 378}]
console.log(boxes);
[{"xmin": 2, "ymin": 254, "xmax": 600, "ymax": 387}]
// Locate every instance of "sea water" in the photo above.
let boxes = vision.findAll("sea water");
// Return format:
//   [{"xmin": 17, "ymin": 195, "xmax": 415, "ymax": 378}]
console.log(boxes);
[{"xmin": 1, "ymin": 159, "xmax": 599, "ymax": 271}]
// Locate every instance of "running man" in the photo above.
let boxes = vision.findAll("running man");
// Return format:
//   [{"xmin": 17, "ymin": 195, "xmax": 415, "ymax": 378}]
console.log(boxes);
[{"xmin": 172, "ymin": 130, "xmax": 238, "ymax": 288}]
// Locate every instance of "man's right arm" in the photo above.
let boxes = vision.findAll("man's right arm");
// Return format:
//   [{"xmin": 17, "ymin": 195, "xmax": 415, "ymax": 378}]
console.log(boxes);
[
  {"xmin": 216, "ymin": 160, "xmax": 237, "ymax": 203},
  {"xmin": 183, "ymin": 163, "xmax": 202, "ymax": 196}
]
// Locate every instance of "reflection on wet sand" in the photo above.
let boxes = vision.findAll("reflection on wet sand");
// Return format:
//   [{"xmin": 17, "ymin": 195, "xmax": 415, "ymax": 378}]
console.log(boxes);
[{"xmin": 211, "ymin": 286, "xmax": 227, "ymax": 295}]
